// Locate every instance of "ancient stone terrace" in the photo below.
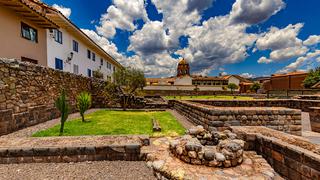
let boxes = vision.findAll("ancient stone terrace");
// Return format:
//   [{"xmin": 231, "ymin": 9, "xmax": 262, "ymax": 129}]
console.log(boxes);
[{"xmin": 170, "ymin": 100, "xmax": 302, "ymax": 135}]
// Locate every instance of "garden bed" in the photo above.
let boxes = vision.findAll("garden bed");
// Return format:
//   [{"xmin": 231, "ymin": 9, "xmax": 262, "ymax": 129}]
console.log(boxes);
[{"xmin": 33, "ymin": 110, "xmax": 185, "ymax": 137}]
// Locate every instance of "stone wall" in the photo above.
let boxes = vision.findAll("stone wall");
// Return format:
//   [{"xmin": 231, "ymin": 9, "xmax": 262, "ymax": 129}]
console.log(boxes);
[
  {"xmin": 0, "ymin": 58, "xmax": 112, "ymax": 135},
  {"xmin": 143, "ymin": 89, "xmax": 235, "ymax": 96},
  {"xmin": 309, "ymin": 107, "xmax": 320, "ymax": 133},
  {"xmin": 170, "ymin": 100, "xmax": 302, "ymax": 135},
  {"xmin": 232, "ymin": 126, "xmax": 320, "ymax": 180},
  {"xmin": 189, "ymin": 99, "xmax": 320, "ymax": 112}
]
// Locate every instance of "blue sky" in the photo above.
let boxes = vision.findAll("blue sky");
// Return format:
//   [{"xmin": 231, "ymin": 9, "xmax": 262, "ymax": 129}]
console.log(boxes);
[{"xmin": 43, "ymin": 0, "xmax": 320, "ymax": 78}]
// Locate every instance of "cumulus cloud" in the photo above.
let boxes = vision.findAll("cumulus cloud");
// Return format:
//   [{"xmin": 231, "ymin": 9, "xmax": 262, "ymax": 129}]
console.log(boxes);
[
  {"xmin": 258, "ymin": 57, "xmax": 273, "ymax": 64},
  {"xmin": 128, "ymin": 21, "xmax": 170, "ymax": 56},
  {"xmin": 256, "ymin": 23, "xmax": 304, "ymax": 50},
  {"xmin": 240, "ymin": 73, "xmax": 255, "ymax": 78},
  {"xmin": 278, "ymin": 50, "xmax": 320, "ymax": 73},
  {"xmin": 177, "ymin": 16, "xmax": 257, "ymax": 74},
  {"xmin": 52, "ymin": 4, "xmax": 71, "ymax": 18},
  {"xmin": 303, "ymin": 35, "xmax": 320, "ymax": 46},
  {"xmin": 256, "ymin": 23, "xmax": 309, "ymax": 63},
  {"xmin": 230, "ymin": 0, "xmax": 285, "ymax": 25},
  {"xmin": 96, "ymin": 0, "xmax": 148, "ymax": 38},
  {"xmin": 186, "ymin": 0, "xmax": 214, "ymax": 13}
]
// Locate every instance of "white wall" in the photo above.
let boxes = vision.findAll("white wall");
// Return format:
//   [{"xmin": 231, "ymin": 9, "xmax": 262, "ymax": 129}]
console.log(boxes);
[
  {"xmin": 174, "ymin": 76, "xmax": 192, "ymax": 85},
  {"xmin": 228, "ymin": 76, "xmax": 240, "ymax": 86},
  {"xmin": 144, "ymin": 85, "xmax": 223, "ymax": 91},
  {"xmin": 46, "ymin": 29, "xmax": 114, "ymax": 79}
]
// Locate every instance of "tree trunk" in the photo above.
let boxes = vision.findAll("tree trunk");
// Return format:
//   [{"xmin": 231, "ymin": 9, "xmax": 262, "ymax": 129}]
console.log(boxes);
[
  {"xmin": 81, "ymin": 113, "xmax": 85, "ymax": 122},
  {"xmin": 59, "ymin": 119, "xmax": 65, "ymax": 136}
]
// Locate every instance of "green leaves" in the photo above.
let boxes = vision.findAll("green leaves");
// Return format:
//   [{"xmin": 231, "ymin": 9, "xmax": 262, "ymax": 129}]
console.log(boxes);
[
  {"xmin": 303, "ymin": 67, "xmax": 320, "ymax": 88},
  {"xmin": 77, "ymin": 92, "xmax": 92, "ymax": 122},
  {"xmin": 55, "ymin": 89, "xmax": 69, "ymax": 135}
]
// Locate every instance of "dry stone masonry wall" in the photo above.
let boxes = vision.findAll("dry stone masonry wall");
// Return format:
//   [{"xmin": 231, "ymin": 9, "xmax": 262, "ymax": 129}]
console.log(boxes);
[
  {"xmin": 0, "ymin": 58, "xmax": 111, "ymax": 135},
  {"xmin": 169, "ymin": 126, "xmax": 245, "ymax": 168},
  {"xmin": 232, "ymin": 126, "xmax": 320, "ymax": 180},
  {"xmin": 171, "ymin": 100, "xmax": 302, "ymax": 135}
]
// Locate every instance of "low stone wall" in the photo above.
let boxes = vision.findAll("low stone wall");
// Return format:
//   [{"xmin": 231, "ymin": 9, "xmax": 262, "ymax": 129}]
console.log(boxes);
[
  {"xmin": 188, "ymin": 99, "xmax": 320, "ymax": 112},
  {"xmin": 232, "ymin": 126, "xmax": 320, "ymax": 180},
  {"xmin": 0, "ymin": 58, "xmax": 113, "ymax": 135},
  {"xmin": 309, "ymin": 107, "xmax": 320, "ymax": 133},
  {"xmin": 144, "ymin": 89, "xmax": 235, "ymax": 96},
  {"xmin": 0, "ymin": 135, "xmax": 149, "ymax": 164},
  {"xmin": 170, "ymin": 100, "xmax": 302, "ymax": 135}
]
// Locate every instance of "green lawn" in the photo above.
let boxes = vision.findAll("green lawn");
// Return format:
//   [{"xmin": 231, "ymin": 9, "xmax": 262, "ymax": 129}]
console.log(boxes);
[
  {"xmin": 32, "ymin": 110, "xmax": 185, "ymax": 137},
  {"xmin": 165, "ymin": 95, "xmax": 253, "ymax": 100}
]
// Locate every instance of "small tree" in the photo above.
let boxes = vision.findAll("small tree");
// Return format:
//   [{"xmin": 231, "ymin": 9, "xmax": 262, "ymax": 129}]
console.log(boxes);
[
  {"xmin": 227, "ymin": 83, "xmax": 239, "ymax": 94},
  {"xmin": 250, "ymin": 82, "xmax": 261, "ymax": 93},
  {"xmin": 77, "ymin": 92, "xmax": 92, "ymax": 122},
  {"xmin": 303, "ymin": 67, "xmax": 320, "ymax": 88},
  {"xmin": 113, "ymin": 68, "xmax": 146, "ymax": 110},
  {"xmin": 55, "ymin": 89, "xmax": 69, "ymax": 136}
]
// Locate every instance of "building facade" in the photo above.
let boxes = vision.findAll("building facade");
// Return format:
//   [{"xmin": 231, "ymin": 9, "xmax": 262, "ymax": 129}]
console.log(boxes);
[
  {"xmin": 0, "ymin": 0, "xmax": 58, "ymax": 65},
  {"xmin": 145, "ymin": 59, "xmax": 251, "ymax": 92},
  {"xmin": 0, "ymin": 0, "xmax": 122, "ymax": 80},
  {"xmin": 262, "ymin": 72, "xmax": 308, "ymax": 91}
]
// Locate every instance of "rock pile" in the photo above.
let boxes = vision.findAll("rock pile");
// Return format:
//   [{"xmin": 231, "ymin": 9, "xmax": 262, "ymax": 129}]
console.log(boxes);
[{"xmin": 169, "ymin": 126, "xmax": 244, "ymax": 168}]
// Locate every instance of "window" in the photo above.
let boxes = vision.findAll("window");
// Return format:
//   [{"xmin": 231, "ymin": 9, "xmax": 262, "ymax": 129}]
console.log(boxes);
[
  {"xmin": 100, "ymin": 58, "xmax": 104, "ymax": 66},
  {"xmin": 87, "ymin": 50, "xmax": 91, "ymax": 59},
  {"xmin": 54, "ymin": 29, "xmax": 62, "ymax": 44},
  {"xmin": 87, "ymin": 69, "xmax": 92, "ymax": 77},
  {"xmin": 55, "ymin": 58, "xmax": 63, "ymax": 70},
  {"xmin": 73, "ymin": 40, "xmax": 78, "ymax": 52},
  {"xmin": 21, "ymin": 22, "xmax": 38, "ymax": 42},
  {"xmin": 113, "ymin": 66, "xmax": 116, "ymax": 72},
  {"xmin": 73, "ymin": 64, "xmax": 79, "ymax": 74},
  {"xmin": 107, "ymin": 62, "xmax": 111, "ymax": 70},
  {"xmin": 92, "ymin": 53, "xmax": 96, "ymax": 61}
]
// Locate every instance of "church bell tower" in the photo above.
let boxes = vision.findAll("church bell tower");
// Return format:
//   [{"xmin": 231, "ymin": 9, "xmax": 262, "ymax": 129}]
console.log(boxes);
[{"xmin": 177, "ymin": 58, "xmax": 190, "ymax": 77}]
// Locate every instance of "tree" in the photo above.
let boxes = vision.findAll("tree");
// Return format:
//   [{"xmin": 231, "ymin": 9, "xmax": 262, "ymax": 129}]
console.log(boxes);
[
  {"xmin": 303, "ymin": 67, "xmax": 320, "ymax": 88},
  {"xmin": 227, "ymin": 83, "xmax": 239, "ymax": 94},
  {"xmin": 113, "ymin": 67, "xmax": 146, "ymax": 110},
  {"xmin": 77, "ymin": 92, "xmax": 92, "ymax": 122},
  {"xmin": 55, "ymin": 89, "xmax": 69, "ymax": 136},
  {"xmin": 250, "ymin": 82, "xmax": 261, "ymax": 93}
]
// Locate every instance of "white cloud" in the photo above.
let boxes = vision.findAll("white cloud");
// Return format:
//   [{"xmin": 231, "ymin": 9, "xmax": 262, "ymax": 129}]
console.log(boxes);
[
  {"xmin": 52, "ymin": 4, "xmax": 71, "ymax": 18},
  {"xmin": 303, "ymin": 35, "xmax": 320, "ymax": 46},
  {"xmin": 317, "ymin": 57, "xmax": 320, "ymax": 62},
  {"xmin": 177, "ymin": 16, "xmax": 257, "ymax": 74},
  {"xmin": 240, "ymin": 73, "xmax": 255, "ymax": 78},
  {"xmin": 128, "ymin": 21, "xmax": 170, "ymax": 56},
  {"xmin": 96, "ymin": 0, "xmax": 148, "ymax": 38},
  {"xmin": 258, "ymin": 57, "xmax": 272, "ymax": 64},
  {"xmin": 269, "ymin": 46, "xmax": 308, "ymax": 61},
  {"xmin": 256, "ymin": 23, "xmax": 304, "ymax": 50},
  {"xmin": 278, "ymin": 50, "xmax": 320, "ymax": 73},
  {"xmin": 230, "ymin": 0, "xmax": 285, "ymax": 25}
]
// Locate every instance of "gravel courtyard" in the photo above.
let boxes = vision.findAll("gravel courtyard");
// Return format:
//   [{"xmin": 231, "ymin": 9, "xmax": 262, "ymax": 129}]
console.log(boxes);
[{"xmin": 0, "ymin": 161, "xmax": 155, "ymax": 180}]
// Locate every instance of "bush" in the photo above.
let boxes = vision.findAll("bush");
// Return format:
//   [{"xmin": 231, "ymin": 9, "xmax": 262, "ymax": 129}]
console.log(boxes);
[
  {"xmin": 55, "ymin": 89, "xmax": 69, "ymax": 135},
  {"xmin": 303, "ymin": 67, "xmax": 320, "ymax": 88},
  {"xmin": 250, "ymin": 82, "xmax": 261, "ymax": 93},
  {"xmin": 227, "ymin": 83, "xmax": 239, "ymax": 93},
  {"xmin": 77, "ymin": 92, "xmax": 92, "ymax": 122},
  {"xmin": 93, "ymin": 69, "xmax": 104, "ymax": 79}
]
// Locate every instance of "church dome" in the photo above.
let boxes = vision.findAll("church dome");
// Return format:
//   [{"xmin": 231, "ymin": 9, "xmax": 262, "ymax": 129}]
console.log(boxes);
[{"xmin": 178, "ymin": 58, "xmax": 188, "ymax": 65}]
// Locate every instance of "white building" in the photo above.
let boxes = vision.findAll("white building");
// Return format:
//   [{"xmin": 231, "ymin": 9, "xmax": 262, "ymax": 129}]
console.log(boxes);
[{"xmin": 45, "ymin": 5, "xmax": 122, "ymax": 80}]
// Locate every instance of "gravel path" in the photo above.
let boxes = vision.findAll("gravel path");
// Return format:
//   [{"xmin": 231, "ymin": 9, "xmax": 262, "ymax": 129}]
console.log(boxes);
[
  {"xmin": 1, "ymin": 109, "xmax": 102, "ymax": 138},
  {"xmin": 0, "ymin": 161, "xmax": 155, "ymax": 180},
  {"xmin": 167, "ymin": 109, "xmax": 194, "ymax": 129}
]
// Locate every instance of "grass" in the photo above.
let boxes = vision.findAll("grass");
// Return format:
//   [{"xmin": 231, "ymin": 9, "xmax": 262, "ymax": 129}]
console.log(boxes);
[
  {"xmin": 164, "ymin": 95, "xmax": 254, "ymax": 100},
  {"xmin": 32, "ymin": 110, "xmax": 185, "ymax": 137}
]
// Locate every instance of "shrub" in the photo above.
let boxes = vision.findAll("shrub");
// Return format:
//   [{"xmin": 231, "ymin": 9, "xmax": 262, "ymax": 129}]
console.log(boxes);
[
  {"xmin": 303, "ymin": 67, "xmax": 320, "ymax": 88},
  {"xmin": 93, "ymin": 69, "xmax": 104, "ymax": 79},
  {"xmin": 227, "ymin": 83, "xmax": 239, "ymax": 93},
  {"xmin": 250, "ymin": 82, "xmax": 261, "ymax": 93},
  {"xmin": 77, "ymin": 92, "xmax": 92, "ymax": 122},
  {"xmin": 55, "ymin": 89, "xmax": 69, "ymax": 135}
]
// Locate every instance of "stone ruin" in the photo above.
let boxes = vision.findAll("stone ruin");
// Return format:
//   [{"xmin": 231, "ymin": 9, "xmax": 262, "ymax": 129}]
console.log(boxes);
[{"xmin": 169, "ymin": 126, "xmax": 244, "ymax": 168}]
